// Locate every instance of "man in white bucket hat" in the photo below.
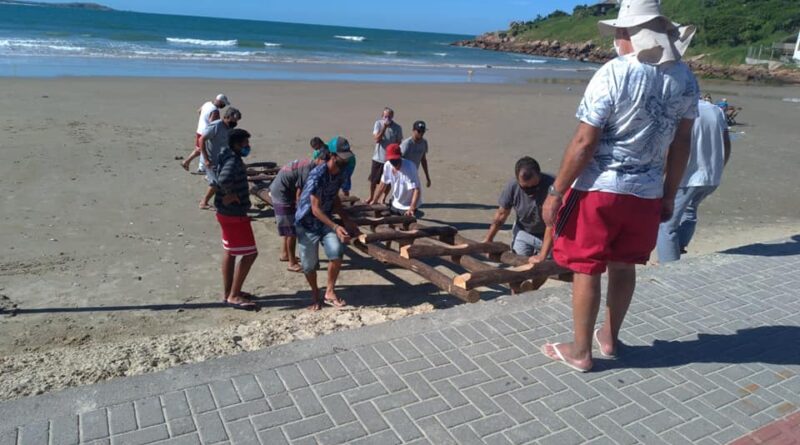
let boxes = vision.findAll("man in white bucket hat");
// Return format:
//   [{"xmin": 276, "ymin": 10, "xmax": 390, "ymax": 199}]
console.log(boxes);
[{"xmin": 539, "ymin": 0, "xmax": 700, "ymax": 372}]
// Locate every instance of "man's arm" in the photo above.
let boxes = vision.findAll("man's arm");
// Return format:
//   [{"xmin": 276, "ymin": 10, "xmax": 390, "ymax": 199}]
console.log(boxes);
[
  {"xmin": 405, "ymin": 188, "xmax": 420, "ymax": 216},
  {"xmin": 723, "ymin": 130, "xmax": 731, "ymax": 166},
  {"xmin": 373, "ymin": 121, "xmax": 387, "ymax": 143},
  {"xmin": 530, "ymin": 227, "xmax": 554, "ymax": 264},
  {"xmin": 332, "ymin": 195, "xmax": 360, "ymax": 239},
  {"xmin": 200, "ymin": 126, "xmax": 215, "ymax": 166},
  {"xmin": 483, "ymin": 207, "xmax": 512, "ymax": 243},
  {"xmin": 421, "ymin": 154, "xmax": 431, "ymax": 187},
  {"xmin": 541, "ymin": 123, "xmax": 603, "ymax": 227},
  {"xmin": 662, "ymin": 118, "xmax": 695, "ymax": 221}
]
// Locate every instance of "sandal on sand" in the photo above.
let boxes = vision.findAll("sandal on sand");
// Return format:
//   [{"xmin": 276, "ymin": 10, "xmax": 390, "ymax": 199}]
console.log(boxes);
[
  {"xmin": 540, "ymin": 343, "xmax": 591, "ymax": 373},
  {"xmin": 287, "ymin": 264, "xmax": 303, "ymax": 273},
  {"xmin": 323, "ymin": 298, "xmax": 347, "ymax": 309},
  {"xmin": 594, "ymin": 329, "xmax": 617, "ymax": 359}
]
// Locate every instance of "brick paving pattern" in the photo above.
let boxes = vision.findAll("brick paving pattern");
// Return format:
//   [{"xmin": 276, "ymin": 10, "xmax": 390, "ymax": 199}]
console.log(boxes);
[{"xmin": 1, "ymin": 238, "xmax": 799, "ymax": 444}]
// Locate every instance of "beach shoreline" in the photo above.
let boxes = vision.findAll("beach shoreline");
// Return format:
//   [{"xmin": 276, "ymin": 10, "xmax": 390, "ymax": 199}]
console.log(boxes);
[{"xmin": 1, "ymin": 76, "xmax": 798, "ymax": 400}]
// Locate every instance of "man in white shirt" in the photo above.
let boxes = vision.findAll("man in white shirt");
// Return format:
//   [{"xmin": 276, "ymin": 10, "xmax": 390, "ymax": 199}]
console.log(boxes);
[
  {"xmin": 367, "ymin": 143, "xmax": 421, "ymax": 216},
  {"xmin": 181, "ymin": 93, "xmax": 229, "ymax": 172},
  {"xmin": 657, "ymin": 99, "xmax": 731, "ymax": 262},
  {"xmin": 539, "ymin": 0, "xmax": 699, "ymax": 372}
]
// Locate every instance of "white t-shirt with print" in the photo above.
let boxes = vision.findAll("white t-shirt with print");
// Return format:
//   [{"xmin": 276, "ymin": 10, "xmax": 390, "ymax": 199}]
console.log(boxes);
[
  {"xmin": 574, "ymin": 54, "xmax": 700, "ymax": 199},
  {"xmin": 381, "ymin": 159, "xmax": 421, "ymax": 211},
  {"xmin": 197, "ymin": 101, "xmax": 219, "ymax": 134}
]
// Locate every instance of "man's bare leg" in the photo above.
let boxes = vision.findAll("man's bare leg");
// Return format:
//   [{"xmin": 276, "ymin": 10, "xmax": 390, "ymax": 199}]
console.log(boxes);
[
  {"xmin": 304, "ymin": 270, "xmax": 322, "ymax": 311},
  {"xmin": 324, "ymin": 259, "xmax": 346, "ymax": 306},
  {"xmin": 596, "ymin": 262, "xmax": 636, "ymax": 356},
  {"xmin": 280, "ymin": 237, "xmax": 290, "ymax": 261},
  {"xmin": 221, "ymin": 251, "xmax": 235, "ymax": 300},
  {"xmin": 182, "ymin": 148, "xmax": 201, "ymax": 170},
  {"xmin": 200, "ymin": 187, "xmax": 215, "ymax": 209},
  {"xmin": 542, "ymin": 272, "xmax": 601, "ymax": 370},
  {"xmin": 288, "ymin": 237, "xmax": 300, "ymax": 269},
  {"xmin": 227, "ymin": 253, "xmax": 257, "ymax": 306}
]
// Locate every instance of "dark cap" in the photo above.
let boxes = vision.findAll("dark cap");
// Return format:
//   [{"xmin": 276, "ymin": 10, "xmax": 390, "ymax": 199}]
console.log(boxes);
[
  {"xmin": 327, "ymin": 136, "xmax": 351, "ymax": 153},
  {"xmin": 413, "ymin": 121, "xmax": 427, "ymax": 132}
]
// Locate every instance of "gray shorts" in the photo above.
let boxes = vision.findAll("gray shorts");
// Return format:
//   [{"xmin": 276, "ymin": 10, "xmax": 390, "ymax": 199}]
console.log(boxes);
[{"xmin": 205, "ymin": 167, "xmax": 218, "ymax": 186}]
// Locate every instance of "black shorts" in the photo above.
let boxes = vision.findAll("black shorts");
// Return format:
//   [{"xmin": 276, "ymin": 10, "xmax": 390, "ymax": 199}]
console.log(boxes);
[{"xmin": 368, "ymin": 160, "xmax": 384, "ymax": 185}]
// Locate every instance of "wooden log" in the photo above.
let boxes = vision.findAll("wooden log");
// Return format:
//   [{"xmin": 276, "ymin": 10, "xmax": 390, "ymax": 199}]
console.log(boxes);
[
  {"xmin": 249, "ymin": 186, "xmax": 272, "ymax": 206},
  {"xmin": 246, "ymin": 161, "xmax": 278, "ymax": 170},
  {"xmin": 247, "ymin": 174, "xmax": 276, "ymax": 182},
  {"xmin": 400, "ymin": 241, "xmax": 508, "ymax": 260},
  {"xmin": 358, "ymin": 226, "xmax": 458, "ymax": 244},
  {"xmin": 453, "ymin": 260, "xmax": 565, "ymax": 290},
  {"xmin": 356, "ymin": 241, "xmax": 480, "ymax": 303},
  {"xmin": 344, "ymin": 204, "xmax": 389, "ymax": 214},
  {"xmin": 351, "ymin": 216, "xmax": 416, "ymax": 227}
]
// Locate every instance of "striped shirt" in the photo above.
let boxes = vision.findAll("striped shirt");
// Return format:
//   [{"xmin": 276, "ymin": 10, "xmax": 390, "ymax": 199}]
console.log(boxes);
[{"xmin": 214, "ymin": 148, "xmax": 251, "ymax": 216}]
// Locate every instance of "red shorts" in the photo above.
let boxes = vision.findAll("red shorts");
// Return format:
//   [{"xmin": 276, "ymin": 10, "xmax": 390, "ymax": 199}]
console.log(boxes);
[
  {"xmin": 195, "ymin": 133, "xmax": 202, "ymax": 150},
  {"xmin": 216, "ymin": 214, "xmax": 257, "ymax": 256},
  {"xmin": 553, "ymin": 189, "xmax": 662, "ymax": 275}
]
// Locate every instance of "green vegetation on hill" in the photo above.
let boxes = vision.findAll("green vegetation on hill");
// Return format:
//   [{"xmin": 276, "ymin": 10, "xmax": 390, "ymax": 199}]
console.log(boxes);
[{"xmin": 501, "ymin": 0, "xmax": 800, "ymax": 65}]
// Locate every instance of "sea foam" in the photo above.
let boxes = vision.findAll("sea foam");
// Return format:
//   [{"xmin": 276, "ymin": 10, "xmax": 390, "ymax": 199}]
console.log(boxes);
[
  {"xmin": 334, "ymin": 35, "xmax": 366, "ymax": 42},
  {"xmin": 166, "ymin": 37, "xmax": 238, "ymax": 47}
]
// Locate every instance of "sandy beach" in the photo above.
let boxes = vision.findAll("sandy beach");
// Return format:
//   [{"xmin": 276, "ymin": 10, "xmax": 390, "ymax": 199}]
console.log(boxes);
[{"xmin": 1, "ymin": 77, "xmax": 799, "ymax": 400}]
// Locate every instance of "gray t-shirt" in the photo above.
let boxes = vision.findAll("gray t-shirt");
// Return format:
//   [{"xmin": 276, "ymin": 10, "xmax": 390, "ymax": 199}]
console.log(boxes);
[
  {"xmin": 400, "ymin": 137, "xmax": 428, "ymax": 168},
  {"xmin": 202, "ymin": 120, "xmax": 230, "ymax": 164},
  {"xmin": 372, "ymin": 120, "xmax": 403, "ymax": 163},
  {"xmin": 498, "ymin": 174, "xmax": 555, "ymax": 236},
  {"xmin": 269, "ymin": 159, "xmax": 315, "ymax": 205}
]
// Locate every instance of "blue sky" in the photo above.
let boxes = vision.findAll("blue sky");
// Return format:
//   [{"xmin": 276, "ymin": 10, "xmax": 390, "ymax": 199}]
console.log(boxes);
[{"xmin": 35, "ymin": 0, "xmax": 590, "ymax": 34}]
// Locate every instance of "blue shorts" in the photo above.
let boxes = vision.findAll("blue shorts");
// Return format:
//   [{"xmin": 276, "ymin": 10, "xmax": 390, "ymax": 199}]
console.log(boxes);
[{"xmin": 296, "ymin": 225, "xmax": 344, "ymax": 274}]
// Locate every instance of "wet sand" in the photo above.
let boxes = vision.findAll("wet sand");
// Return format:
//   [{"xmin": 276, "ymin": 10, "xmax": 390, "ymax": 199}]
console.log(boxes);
[{"xmin": 1, "ymin": 77, "xmax": 798, "ymax": 399}]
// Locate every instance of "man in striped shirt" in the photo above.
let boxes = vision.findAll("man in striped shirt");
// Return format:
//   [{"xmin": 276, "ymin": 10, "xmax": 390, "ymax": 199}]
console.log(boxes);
[{"xmin": 214, "ymin": 129, "xmax": 258, "ymax": 310}]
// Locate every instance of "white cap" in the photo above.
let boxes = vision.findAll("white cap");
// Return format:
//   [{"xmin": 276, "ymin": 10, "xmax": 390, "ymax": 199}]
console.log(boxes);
[{"xmin": 215, "ymin": 94, "xmax": 230, "ymax": 106}]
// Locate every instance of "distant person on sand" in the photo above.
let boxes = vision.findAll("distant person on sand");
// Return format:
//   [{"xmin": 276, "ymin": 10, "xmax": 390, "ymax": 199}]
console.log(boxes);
[
  {"xmin": 326, "ymin": 136, "xmax": 357, "ymax": 197},
  {"xmin": 657, "ymin": 98, "xmax": 731, "ymax": 262},
  {"xmin": 198, "ymin": 107, "xmax": 241, "ymax": 210},
  {"xmin": 370, "ymin": 107, "xmax": 403, "ymax": 200},
  {"xmin": 295, "ymin": 148, "xmax": 359, "ymax": 311},
  {"xmin": 539, "ymin": 0, "xmax": 699, "ymax": 372},
  {"xmin": 182, "ymin": 93, "xmax": 229, "ymax": 172},
  {"xmin": 483, "ymin": 157, "xmax": 554, "ymax": 263},
  {"xmin": 367, "ymin": 143, "xmax": 421, "ymax": 216},
  {"xmin": 269, "ymin": 144, "xmax": 327, "ymax": 273},
  {"xmin": 214, "ymin": 128, "xmax": 258, "ymax": 310},
  {"xmin": 400, "ymin": 120, "xmax": 432, "ymax": 188}
]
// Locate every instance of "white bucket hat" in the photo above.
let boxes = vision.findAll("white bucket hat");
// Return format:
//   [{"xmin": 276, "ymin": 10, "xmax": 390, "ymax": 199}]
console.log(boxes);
[{"xmin": 598, "ymin": 0, "xmax": 696, "ymax": 65}]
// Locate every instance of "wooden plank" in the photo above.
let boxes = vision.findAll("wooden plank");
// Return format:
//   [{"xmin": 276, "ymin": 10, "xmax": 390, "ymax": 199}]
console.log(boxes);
[
  {"xmin": 351, "ymin": 215, "xmax": 416, "ymax": 227},
  {"xmin": 358, "ymin": 226, "xmax": 458, "ymax": 244},
  {"xmin": 355, "ymin": 241, "xmax": 480, "ymax": 303},
  {"xmin": 453, "ymin": 260, "xmax": 565, "ymax": 290},
  {"xmin": 343, "ymin": 204, "xmax": 390, "ymax": 214},
  {"xmin": 249, "ymin": 186, "xmax": 272, "ymax": 206},
  {"xmin": 247, "ymin": 174, "xmax": 276, "ymax": 182},
  {"xmin": 399, "ymin": 241, "xmax": 508, "ymax": 260}
]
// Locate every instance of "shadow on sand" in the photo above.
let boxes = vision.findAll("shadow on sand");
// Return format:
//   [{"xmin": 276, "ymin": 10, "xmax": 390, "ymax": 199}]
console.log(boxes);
[{"xmin": 720, "ymin": 235, "xmax": 800, "ymax": 257}]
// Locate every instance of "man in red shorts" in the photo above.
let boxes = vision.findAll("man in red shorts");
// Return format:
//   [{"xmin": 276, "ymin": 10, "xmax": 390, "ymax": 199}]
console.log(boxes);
[
  {"xmin": 214, "ymin": 128, "xmax": 258, "ymax": 310},
  {"xmin": 539, "ymin": 0, "xmax": 700, "ymax": 371}
]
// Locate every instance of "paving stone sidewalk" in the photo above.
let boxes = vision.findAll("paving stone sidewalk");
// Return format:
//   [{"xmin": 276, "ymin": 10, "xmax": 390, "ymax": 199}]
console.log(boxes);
[{"xmin": 1, "ymin": 237, "xmax": 799, "ymax": 445}]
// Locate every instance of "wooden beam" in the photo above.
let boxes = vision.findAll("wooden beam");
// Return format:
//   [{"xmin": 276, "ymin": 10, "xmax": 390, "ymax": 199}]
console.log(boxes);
[
  {"xmin": 355, "ymin": 241, "xmax": 480, "ymax": 303},
  {"xmin": 249, "ymin": 186, "xmax": 272, "ymax": 206},
  {"xmin": 453, "ymin": 260, "xmax": 565, "ymax": 290},
  {"xmin": 247, "ymin": 174, "xmax": 276, "ymax": 182},
  {"xmin": 358, "ymin": 226, "xmax": 458, "ymax": 244},
  {"xmin": 343, "ymin": 204, "xmax": 390, "ymax": 214},
  {"xmin": 400, "ymin": 241, "xmax": 508, "ymax": 260},
  {"xmin": 351, "ymin": 215, "xmax": 416, "ymax": 227}
]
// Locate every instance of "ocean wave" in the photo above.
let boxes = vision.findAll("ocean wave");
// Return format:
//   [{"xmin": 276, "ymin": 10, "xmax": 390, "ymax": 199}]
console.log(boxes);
[
  {"xmin": 263, "ymin": 42, "xmax": 281, "ymax": 47},
  {"xmin": 334, "ymin": 35, "xmax": 366, "ymax": 42},
  {"xmin": 520, "ymin": 58, "xmax": 547, "ymax": 64},
  {"xmin": 433, "ymin": 52, "xmax": 448, "ymax": 57},
  {"xmin": 383, "ymin": 51, "xmax": 398, "ymax": 55},
  {"xmin": 0, "ymin": 39, "xmax": 85, "ymax": 52},
  {"xmin": 166, "ymin": 37, "xmax": 237, "ymax": 47}
]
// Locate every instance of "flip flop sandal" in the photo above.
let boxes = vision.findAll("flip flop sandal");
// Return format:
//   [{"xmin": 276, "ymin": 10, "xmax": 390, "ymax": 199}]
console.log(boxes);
[
  {"xmin": 225, "ymin": 301, "xmax": 258, "ymax": 311},
  {"xmin": 540, "ymin": 343, "xmax": 591, "ymax": 373},
  {"xmin": 287, "ymin": 265, "xmax": 303, "ymax": 273},
  {"xmin": 594, "ymin": 329, "xmax": 617, "ymax": 359},
  {"xmin": 323, "ymin": 299, "xmax": 347, "ymax": 309}
]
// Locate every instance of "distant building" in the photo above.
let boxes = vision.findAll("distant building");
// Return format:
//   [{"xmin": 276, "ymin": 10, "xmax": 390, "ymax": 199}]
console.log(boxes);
[{"xmin": 590, "ymin": 0, "xmax": 618, "ymax": 16}]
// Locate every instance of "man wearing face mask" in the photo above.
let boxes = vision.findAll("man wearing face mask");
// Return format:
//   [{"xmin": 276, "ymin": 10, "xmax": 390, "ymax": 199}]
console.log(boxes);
[
  {"xmin": 198, "ymin": 107, "xmax": 242, "ymax": 210},
  {"xmin": 370, "ymin": 107, "xmax": 403, "ymax": 201},
  {"xmin": 214, "ymin": 128, "xmax": 258, "ymax": 310},
  {"xmin": 483, "ymin": 157, "xmax": 555, "ymax": 264}
]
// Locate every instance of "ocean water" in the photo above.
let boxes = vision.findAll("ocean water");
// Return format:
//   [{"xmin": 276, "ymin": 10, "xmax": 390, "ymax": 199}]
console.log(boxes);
[{"xmin": 0, "ymin": 4, "xmax": 597, "ymax": 83}]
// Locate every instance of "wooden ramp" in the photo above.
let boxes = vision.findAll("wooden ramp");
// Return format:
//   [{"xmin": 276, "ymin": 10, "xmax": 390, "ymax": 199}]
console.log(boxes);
[{"xmin": 340, "ymin": 198, "xmax": 571, "ymax": 303}]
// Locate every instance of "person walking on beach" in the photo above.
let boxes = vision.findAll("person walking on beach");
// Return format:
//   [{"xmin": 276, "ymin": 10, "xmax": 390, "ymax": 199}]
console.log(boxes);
[
  {"xmin": 370, "ymin": 107, "xmax": 403, "ymax": 200},
  {"xmin": 295, "ymin": 148, "xmax": 360, "ymax": 311},
  {"xmin": 657, "ymin": 98, "xmax": 731, "ymax": 262},
  {"xmin": 483, "ymin": 157, "xmax": 554, "ymax": 263},
  {"xmin": 400, "ymin": 120, "xmax": 432, "ymax": 188},
  {"xmin": 198, "ymin": 107, "xmax": 241, "ymax": 210},
  {"xmin": 367, "ymin": 143, "xmax": 421, "ymax": 216},
  {"xmin": 182, "ymin": 93, "xmax": 229, "ymax": 172},
  {"xmin": 539, "ymin": 0, "xmax": 699, "ymax": 372},
  {"xmin": 214, "ymin": 128, "xmax": 258, "ymax": 310}
]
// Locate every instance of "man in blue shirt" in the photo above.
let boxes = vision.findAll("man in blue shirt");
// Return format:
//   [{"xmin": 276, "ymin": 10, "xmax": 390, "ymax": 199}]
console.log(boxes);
[{"xmin": 295, "ymin": 148, "xmax": 360, "ymax": 311}]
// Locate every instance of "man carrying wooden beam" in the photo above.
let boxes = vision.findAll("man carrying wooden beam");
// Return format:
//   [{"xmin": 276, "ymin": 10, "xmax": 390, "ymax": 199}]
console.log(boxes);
[
  {"xmin": 366, "ymin": 143, "xmax": 421, "ymax": 217},
  {"xmin": 483, "ymin": 156, "xmax": 554, "ymax": 264},
  {"xmin": 295, "ymin": 149, "xmax": 360, "ymax": 311}
]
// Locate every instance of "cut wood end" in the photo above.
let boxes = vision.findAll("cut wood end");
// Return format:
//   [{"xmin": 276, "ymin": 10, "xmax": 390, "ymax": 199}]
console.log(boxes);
[
  {"xmin": 452, "ymin": 273, "xmax": 472, "ymax": 289},
  {"xmin": 399, "ymin": 245, "xmax": 412, "ymax": 259},
  {"xmin": 357, "ymin": 234, "xmax": 369, "ymax": 243}
]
